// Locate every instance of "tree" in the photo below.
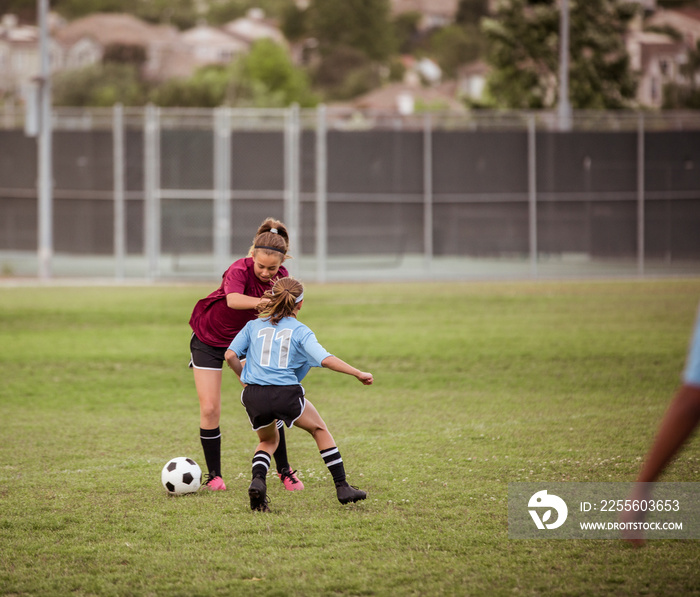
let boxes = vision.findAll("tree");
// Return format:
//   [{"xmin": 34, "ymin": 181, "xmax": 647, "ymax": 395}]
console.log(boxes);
[
  {"xmin": 150, "ymin": 65, "xmax": 230, "ymax": 107},
  {"xmin": 305, "ymin": 0, "xmax": 396, "ymax": 62},
  {"xmin": 226, "ymin": 39, "xmax": 318, "ymax": 107},
  {"xmin": 151, "ymin": 39, "xmax": 317, "ymax": 108},
  {"xmin": 52, "ymin": 63, "xmax": 147, "ymax": 106},
  {"xmin": 53, "ymin": 0, "xmax": 199, "ymax": 29},
  {"xmin": 455, "ymin": 0, "xmax": 489, "ymax": 26},
  {"xmin": 133, "ymin": 0, "xmax": 199, "ymax": 30},
  {"xmin": 53, "ymin": 0, "xmax": 140, "ymax": 21},
  {"xmin": 280, "ymin": 2, "xmax": 307, "ymax": 42},
  {"xmin": 311, "ymin": 46, "xmax": 380, "ymax": 101},
  {"xmin": 429, "ymin": 24, "xmax": 484, "ymax": 78},
  {"xmin": 482, "ymin": 0, "xmax": 638, "ymax": 109},
  {"xmin": 392, "ymin": 11, "xmax": 422, "ymax": 54}
]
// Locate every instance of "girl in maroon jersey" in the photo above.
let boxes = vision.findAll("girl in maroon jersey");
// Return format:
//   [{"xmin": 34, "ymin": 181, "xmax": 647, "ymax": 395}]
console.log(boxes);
[{"xmin": 188, "ymin": 217, "xmax": 303, "ymax": 491}]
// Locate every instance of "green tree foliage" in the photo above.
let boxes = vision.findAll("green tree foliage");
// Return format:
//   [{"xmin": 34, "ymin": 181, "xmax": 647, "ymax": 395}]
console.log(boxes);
[
  {"xmin": 151, "ymin": 39, "xmax": 317, "ymax": 107},
  {"xmin": 52, "ymin": 0, "xmax": 199, "ymax": 29},
  {"xmin": 392, "ymin": 11, "xmax": 422, "ymax": 54},
  {"xmin": 52, "ymin": 63, "xmax": 147, "ymax": 106},
  {"xmin": 301, "ymin": 0, "xmax": 395, "ymax": 100},
  {"xmin": 429, "ymin": 24, "xmax": 484, "ymax": 78},
  {"xmin": 226, "ymin": 38, "xmax": 318, "ymax": 106},
  {"xmin": 305, "ymin": 0, "xmax": 396, "ymax": 61},
  {"xmin": 132, "ymin": 0, "xmax": 199, "ymax": 30},
  {"xmin": 150, "ymin": 65, "xmax": 229, "ymax": 107},
  {"xmin": 455, "ymin": 0, "xmax": 489, "ymax": 26},
  {"xmin": 482, "ymin": 0, "xmax": 638, "ymax": 109},
  {"xmin": 312, "ymin": 46, "xmax": 380, "ymax": 101},
  {"xmin": 54, "ymin": 0, "xmax": 140, "ymax": 21},
  {"xmin": 279, "ymin": 2, "xmax": 306, "ymax": 42},
  {"xmin": 0, "ymin": 0, "xmax": 37, "ymax": 20}
]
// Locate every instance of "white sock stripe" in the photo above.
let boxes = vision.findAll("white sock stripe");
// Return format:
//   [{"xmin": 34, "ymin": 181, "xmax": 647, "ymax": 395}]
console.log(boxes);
[
  {"xmin": 325, "ymin": 457, "xmax": 343, "ymax": 467},
  {"xmin": 253, "ymin": 453, "xmax": 271, "ymax": 465},
  {"xmin": 321, "ymin": 447, "xmax": 339, "ymax": 457},
  {"xmin": 200, "ymin": 433, "xmax": 222, "ymax": 440}
]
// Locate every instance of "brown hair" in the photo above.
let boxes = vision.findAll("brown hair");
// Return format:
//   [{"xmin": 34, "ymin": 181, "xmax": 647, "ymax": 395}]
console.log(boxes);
[
  {"xmin": 248, "ymin": 217, "xmax": 290, "ymax": 260},
  {"xmin": 258, "ymin": 277, "xmax": 304, "ymax": 325}
]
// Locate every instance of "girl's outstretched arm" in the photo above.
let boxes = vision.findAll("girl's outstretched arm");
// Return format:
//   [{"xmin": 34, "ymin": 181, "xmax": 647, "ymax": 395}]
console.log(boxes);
[{"xmin": 321, "ymin": 356, "xmax": 373, "ymax": 385}]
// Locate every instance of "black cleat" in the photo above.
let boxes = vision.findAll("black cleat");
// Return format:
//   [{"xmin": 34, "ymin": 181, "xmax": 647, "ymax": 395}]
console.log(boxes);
[
  {"xmin": 335, "ymin": 481, "xmax": 367, "ymax": 504},
  {"xmin": 249, "ymin": 477, "xmax": 270, "ymax": 512}
]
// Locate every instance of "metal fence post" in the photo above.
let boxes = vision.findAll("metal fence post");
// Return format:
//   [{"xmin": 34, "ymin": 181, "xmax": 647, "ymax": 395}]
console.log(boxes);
[
  {"xmin": 113, "ymin": 103, "xmax": 125, "ymax": 280},
  {"xmin": 284, "ymin": 103, "xmax": 301, "ymax": 273},
  {"xmin": 315, "ymin": 104, "xmax": 327, "ymax": 283},
  {"xmin": 637, "ymin": 112, "xmax": 645, "ymax": 276},
  {"xmin": 37, "ymin": 0, "xmax": 52, "ymax": 279},
  {"xmin": 214, "ymin": 107, "xmax": 232, "ymax": 275},
  {"xmin": 423, "ymin": 112, "xmax": 433, "ymax": 272},
  {"xmin": 144, "ymin": 104, "xmax": 161, "ymax": 279},
  {"xmin": 528, "ymin": 114, "xmax": 538, "ymax": 277}
]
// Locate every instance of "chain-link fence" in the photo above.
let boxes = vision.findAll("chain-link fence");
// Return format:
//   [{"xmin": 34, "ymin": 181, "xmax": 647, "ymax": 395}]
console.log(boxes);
[{"xmin": 1, "ymin": 106, "xmax": 699, "ymax": 281}]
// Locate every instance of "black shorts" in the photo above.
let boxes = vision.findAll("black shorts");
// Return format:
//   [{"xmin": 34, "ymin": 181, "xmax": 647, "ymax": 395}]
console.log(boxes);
[
  {"xmin": 241, "ymin": 384, "xmax": 306, "ymax": 431},
  {"xmin": 189, "ymin": 333, "xmax": 227, "ymax": 370}
]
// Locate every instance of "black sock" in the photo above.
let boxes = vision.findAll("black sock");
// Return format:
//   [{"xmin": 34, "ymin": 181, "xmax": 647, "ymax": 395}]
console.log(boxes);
[
  {"xmin": 252, "ymin": 450, "xmax": 271, "ymax": 480},
  {"xmin": 320, "ymin": 446, "xmax": 346, "ymax": 485},
  {"xmin": 273, "ymin": 424, "xmax": 290, "ymax": 473},
  {"xmin": 200, "ymin": 427, "xmax": 221, "ymax": 478}
]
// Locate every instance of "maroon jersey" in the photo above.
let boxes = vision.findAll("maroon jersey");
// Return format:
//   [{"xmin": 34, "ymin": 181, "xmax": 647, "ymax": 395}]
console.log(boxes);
[{"xmin": 189, "ymin": 257, "xmax": 289, "ymax": 347}]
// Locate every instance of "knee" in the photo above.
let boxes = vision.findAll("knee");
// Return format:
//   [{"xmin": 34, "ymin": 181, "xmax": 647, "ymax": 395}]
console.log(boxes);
[{"xmin": 200, "ymin": 401, "xmax": 221, "ymax": 422}]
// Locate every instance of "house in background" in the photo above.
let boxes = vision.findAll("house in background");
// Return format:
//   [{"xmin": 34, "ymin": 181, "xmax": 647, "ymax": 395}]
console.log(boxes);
[
  {"xmin": 0, "ymin": 14, "xmax": 40, "ymax": 97},
  {"xmin": 0, "ymin": 8, "xmax": 290, "ymax": 99},
  {"xmin": 51, "ymin": 12, "xmax": 179, "ymax": 81},
  {"xmin": 222, "ymin": 8, "xmax": 287, "ymax": 47},
  {"xmin": 626, "ymin": 29, "xmax": 686, "ymax": 107},
  {"xmin": 352, "ymin": 80, "xmax": 466, "ymax": 115},
  {"xmin": 626, "ymin": 7, "xmax": 700, "ymax": 107},
  {"xmin": 177, "ymin": 24, "xmax": 248, "ymax": 71},
  {"xmin": 646, "ymin": 7, "xmax": 700, "ymax": 48}
]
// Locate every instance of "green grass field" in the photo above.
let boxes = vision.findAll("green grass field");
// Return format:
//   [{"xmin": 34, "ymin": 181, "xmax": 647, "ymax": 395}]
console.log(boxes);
[{"xmin": 1, "ymin": 278, "xmax": 699, "ymax": 596}]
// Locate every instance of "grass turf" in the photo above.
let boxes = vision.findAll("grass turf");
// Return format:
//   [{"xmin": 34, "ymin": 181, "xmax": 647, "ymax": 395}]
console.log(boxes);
[{"xmin": 0, "ymin": 278, "xmax": 699, "ymax": 596}]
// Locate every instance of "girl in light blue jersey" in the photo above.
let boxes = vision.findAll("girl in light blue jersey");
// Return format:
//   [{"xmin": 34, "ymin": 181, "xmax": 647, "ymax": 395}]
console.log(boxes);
[
  {"xmin": 225, "ymin": 277, "xmax": 373, "ymax": 512},
  {"xmin": 622, "ymin": 302, "xmax": 700, "ymax": 545}
]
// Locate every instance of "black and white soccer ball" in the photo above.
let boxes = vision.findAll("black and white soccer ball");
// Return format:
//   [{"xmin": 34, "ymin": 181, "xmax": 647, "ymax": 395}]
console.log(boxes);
[{"xmin": 161, "ymin": 457, "xmax": 202, "ymax": 495}]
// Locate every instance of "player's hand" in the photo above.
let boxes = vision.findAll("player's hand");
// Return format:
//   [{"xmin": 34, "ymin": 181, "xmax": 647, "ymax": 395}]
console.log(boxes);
[
  {"xmin": 357, "ymin": 372, "xmax": 373, "ymax": 385},
  {"xmin": 256, "ymin": 297, "xmax": 271, "ymax": 311}
]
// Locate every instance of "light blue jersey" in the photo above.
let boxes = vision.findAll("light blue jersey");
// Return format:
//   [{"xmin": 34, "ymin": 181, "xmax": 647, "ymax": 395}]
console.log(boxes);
[
  {"xmin": 683, "ymin": 303, "xmax": 700, "ymax": 387},
  {"xmin": 229, "ymin": 316, "xmax": 332, "ymax": 386}
]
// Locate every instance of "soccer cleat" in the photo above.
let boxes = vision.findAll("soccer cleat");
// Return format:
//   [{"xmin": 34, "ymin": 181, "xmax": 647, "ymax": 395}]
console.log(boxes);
[
  {"xmin": 278, "ymin": 467, "xmax": 304, "ymax": 491},
  {"xmin": 248, "ymin": 476, "xmax": 270, "ymax": 512},
  {"xmin": 335, "ymin": 481, "xmax": 367, "ymax": 504},
  {"xmin": 203, "ymin": 474, "xmax": 227, "ymax": 491}
]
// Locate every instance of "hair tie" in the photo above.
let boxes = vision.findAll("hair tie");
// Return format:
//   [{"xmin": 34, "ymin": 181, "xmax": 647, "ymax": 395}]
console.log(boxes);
[
  {"xmin": 254, "ymin": 244, "xmax": 285, "ymax": 254},
  {"xmin": 270, "ymin": 228, "xmax": 278, "ymax": 234}
]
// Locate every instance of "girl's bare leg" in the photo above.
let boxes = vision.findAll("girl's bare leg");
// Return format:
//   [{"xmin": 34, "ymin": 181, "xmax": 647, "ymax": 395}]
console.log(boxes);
[{"xmin": 294, "ymin": 400, "xmax": 335, "ymax": 451}]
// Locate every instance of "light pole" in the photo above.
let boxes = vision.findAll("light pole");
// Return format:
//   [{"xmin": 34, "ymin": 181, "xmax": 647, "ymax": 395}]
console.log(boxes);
[
  {"xmin": 557, "ymin": 0, "xmax": 572, "ymax": 131},
  {"xmin": 37, "ymin": 0, "xmax": 53, "ymax": 279}
]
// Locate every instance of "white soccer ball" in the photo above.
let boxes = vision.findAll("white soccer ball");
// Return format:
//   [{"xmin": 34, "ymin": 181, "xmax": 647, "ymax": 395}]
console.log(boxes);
[{"xmin": 161, "ymin": 457, "xmax": 202, "ymax": 495}]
